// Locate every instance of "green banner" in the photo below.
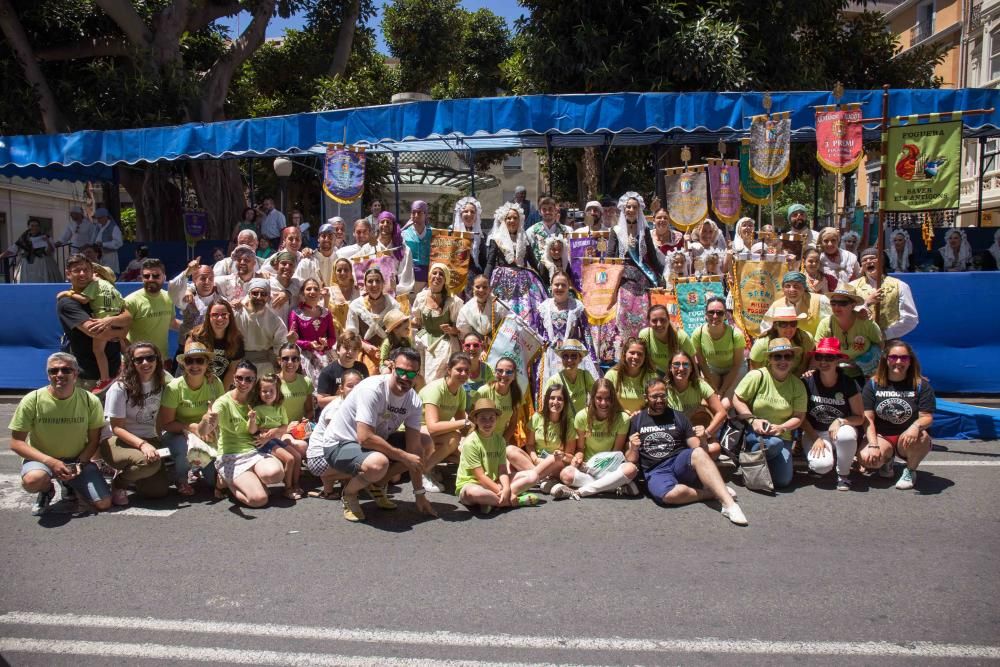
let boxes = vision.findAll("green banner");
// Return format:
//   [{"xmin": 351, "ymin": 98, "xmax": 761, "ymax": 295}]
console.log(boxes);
[{"xmin": 885, "ymin": 119, "xmax": 961, "ymax": 212}]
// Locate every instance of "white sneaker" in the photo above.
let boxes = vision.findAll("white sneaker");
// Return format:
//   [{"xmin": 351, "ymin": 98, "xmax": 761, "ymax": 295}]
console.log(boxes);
[
  {"xmin": 721, "ymin": 503, "xmax": 748, "ymax": 526},
  {"xmin": 550, "ymin": 483, "xmax": 579, "ymax": 500},
  {"xmin": 420, "ymin": 475, "xmax": 441, "ymax": 494}
]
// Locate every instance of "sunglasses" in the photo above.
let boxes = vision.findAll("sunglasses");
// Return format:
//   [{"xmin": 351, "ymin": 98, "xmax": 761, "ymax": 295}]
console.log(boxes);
[
  {"xmin": 132, "ymin": 354, "xmax": 158, "ymax": 364},
  {"xmin": 770, "ymin": 353, "xmax": 794, "ymax": 361},
  {"xmin": 234, "ymin": 375, "xmax": 257, "ymax": 384},
  {"xmin": 141, "ymin": 273, "xmax": 162, "ymax": 280},
  {"xmin": 47, "ymin": 367, "xmax": 75, "ymax": 376},
  {"xmin": 394, "ymin": 368, "xmax": 418, "ymax": 379},
  {"xmin": 706, "ymin": 310, "xmax": 725, "ymax": 317},
  {"xmin": 887, "ymin": 354, "xmax": 911, "ymax": 363},
  {"xmin": 775, "ymin": 321, "xmax": 798, "ymax": 327},
  {"xmin": 670, "ymin": 362, "xmax": 691, "ymax": 369},
  {"xmin": 209, "ymin": 312, "xmax": 229, "ymax": 319},
  {"xmin": 814, "ymin": 354, "xmax": 839, "ymax": 362},
  {"xmin": 495, "ymin": 368, "xmax": 515, "ymax": 376},
  {"xmin": 184, "ymin": 356, "xmax": 207, "ymax": 366},
  {"xmin": 830, "ymin": 300, "xmax": 852, "ymax": 307},
  {"xmin": 280, "ymin": 356, "xmax": 300, "ymax": 363},
  {"xmin": 646, "ymin": 393, "xmax": 667, "ymax": 401}
]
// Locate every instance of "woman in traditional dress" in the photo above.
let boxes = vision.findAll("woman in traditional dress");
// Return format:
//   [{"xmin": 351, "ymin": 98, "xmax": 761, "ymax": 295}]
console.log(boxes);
[
  {"xmin": 326, "ymin": 257, "xmax": 360, "ymax": 333},
  {"xmin": 374, "ymin": 210, "xmax": 415, "ymax": 299},
  {"xmin": 840, "ymin": 230, "xmax": 861, "ymax": 258},
  {"xmin": 484, "ymin": 203, "xmax": 537, "ymax": 276},
  {"xmin": 453, "ymin": 197, "xmax": 487, "ymax": 293},
  {"xmin": 3, "ymin": 220, "xmax": 61, "ymax": 283},
  {"xmin": 688, "ymin": 218, "xmax": 727, "ymax": 260},
  {"xmin": 934, "ymin": 228, "xmax": 973, "ymax": 272},
  {"xmin": 456, "ymin": 274, "xmax": 508, "ymax": 341},
  {"xmin": 412, "ymin": 262, "xmax": 464, "ymax": 382},
  {"xmin": 885, "ymin": 229, "xmax": 916, "ymax": 273},
  {"xmin": 606, "ymin": 192, "xmax": 664, "ymax": 293},
  {"xmin": 818, "ymin": 227, "xmax": 861, "ymax": 284},
  {"xmin": 761, "ymin": 270, "xmax": 831, "ymax": 339},
  {"xmin": 345, "ymin": 266, "xmax": 402, "ymax": 372}
]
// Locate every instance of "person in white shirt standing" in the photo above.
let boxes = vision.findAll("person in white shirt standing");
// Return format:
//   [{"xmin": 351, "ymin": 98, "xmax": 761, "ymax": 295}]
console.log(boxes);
[
  {"xmin": 58, "ymin": 206, "xmax": 96, "ymax": 253},
  {"xmin": 259, "ymin": 197, "xmax": 286, "ymax": 247},
  {"xmin": 91, "ymin": 207, "xmax": 123, "ymax": 274}
]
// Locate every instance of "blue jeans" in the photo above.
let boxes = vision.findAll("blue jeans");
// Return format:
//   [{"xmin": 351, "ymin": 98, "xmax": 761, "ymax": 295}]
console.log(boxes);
[
  {"xmin": 745, "ymin": 432, "xmax": 794, "ymax": 488},
  {"xmin": 158, "ymin": 432, "xmax": 192, "ymax": 484}
]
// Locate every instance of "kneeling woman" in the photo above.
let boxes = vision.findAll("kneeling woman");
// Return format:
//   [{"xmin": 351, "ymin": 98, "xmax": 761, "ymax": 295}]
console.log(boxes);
[
  {"xmin": 731, "ymin": 338, "xmax": 807, "ymax": 489},
  {"xmin": 203, "ymin": 361, "xmax": 285, "ymax": 508},
  {"xmin": 559, "ymin": 379, "xmax": 638, "ymax": 498},
  {"xmin": 507, "ymin": 383, "xmax": 576, "ymax": 493},
  {"xmin": 861, "ymin": 340, "xmax": 934, "ymax": 491}
]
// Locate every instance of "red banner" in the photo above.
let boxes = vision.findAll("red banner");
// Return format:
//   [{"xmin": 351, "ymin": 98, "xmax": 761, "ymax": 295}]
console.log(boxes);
[{"xmin": 815, "ymin": 105, "xmax": 863, "ymax": 174}]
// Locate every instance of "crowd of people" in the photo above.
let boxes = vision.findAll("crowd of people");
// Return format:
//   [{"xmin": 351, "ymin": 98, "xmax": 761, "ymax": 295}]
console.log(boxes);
[{"xmin": 9, "ymin": 190, "xmax": 940, "ymax": 529}]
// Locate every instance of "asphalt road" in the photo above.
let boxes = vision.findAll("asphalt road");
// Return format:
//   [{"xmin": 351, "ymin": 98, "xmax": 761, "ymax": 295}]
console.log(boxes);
[{"xmin": 0, "ymin": 401, "xmax": 998, "ymax": 666}]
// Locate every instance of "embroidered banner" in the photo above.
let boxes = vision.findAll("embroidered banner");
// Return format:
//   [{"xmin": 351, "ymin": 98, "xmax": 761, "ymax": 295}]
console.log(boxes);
[
  {"xmin": 749, "ymin": 112, "xmax": 791, "ymax": 186},
  {"xmin": 815, "ymin": 105, "xmax": 864, "ymax": 174},
  {"xmin": 706, "ymin": 159, "xmax": 741, "ymax": 225},
  {"xmin": 886, "ymin": 117, "xmax": 962, "ymax": 212},
  {"xmin": 429, "ymin": 229, "xmax": 472, "ymax": 294},
  {"xmin": 674, "ymin": 279, "xmax": 725, "ymax": 336},
  {"xmin": 664, "ymin": 166, "xmax": 708, "ymax": 231},
  {"xmin": 352, "ymin": 251, "xmax": 400, "ymax": 296},
  {"xmin": 740, "ymin": 138, "xmax": 778, "ymax": 206},
  {"xmin": 580, "ymin": 260, "xmax": 624, "ymax": 324},
  {"xmin": 731, "ymin": 258, "xmax": 787, "ymax": 339},
  {"xmin": 489, "ymin": 266, "xmax": 548, "ymax": 334},
  {"xmin": 485, "ymin": 313, "xmax": 544, "ymax": 394},
  {"xmin": 323, "ymin": 144, "xmax": 366, "ymax": 204},
  {"xmin": 568, "ymin": 230, "xmax": 609, "ymax": 292}
]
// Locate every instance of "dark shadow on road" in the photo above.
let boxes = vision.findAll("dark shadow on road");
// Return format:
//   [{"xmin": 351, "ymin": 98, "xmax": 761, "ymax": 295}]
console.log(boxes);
[{"xmin": 914, "ymin": 471, "xmax": 955, "ymax": 495}]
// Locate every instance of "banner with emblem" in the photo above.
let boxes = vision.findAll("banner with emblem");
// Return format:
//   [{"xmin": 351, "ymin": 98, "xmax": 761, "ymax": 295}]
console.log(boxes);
[
  {"xmin": 567, "ymin": 230, "xmax": 609, "ymax": 292},
  {"xmin": 649, "ymin": 288, "xmax": 682, "ymax": 331},
  {"xmin": 429, "ymin": 229, "xmax": 472, "ymax": 294},
  {"xmin": 815, "ymin": 104, "xmax": 864, "ymax": 174},
  {"xmin": 664, "ymin": 165, "xmax": 708, "ymax": 232},
  {"xmin": 731, "ymin": 258, "xmax": 787, "ymax": 339},
  {"xmin": 580, "ymin": 259, "xmax": 624, "ymax": 324},
  {"xmin": 740, "ymin": 138, "xmax": 778, "ymax": 206},
  {"xmin": 183, "ymin": 210, "xmax": 208, "ymax": 248},
  {"xmin": 706, "ymin": 159, "xmax": 741, "ymax": 225},
  {"xmin": 323, "ymin": 143, "xmax": 366, "ymax": 204},
  {"xmin": 674, "ymin": 278, "xmax": 725, "ymax": 336},
  {"xmin": 885, "ymin": 117, "xmax": 962, "ymax": 212},
  {"xmin": 485, "ymin": 313, "xmax": 544, "ymax": 394},
  {"xmin": 749, "ymin": 112, "xmax": 791, "ymax": 186},
  {"xmin": 351, "ymin": 250, "xmax": 400, "ymax": 296}
]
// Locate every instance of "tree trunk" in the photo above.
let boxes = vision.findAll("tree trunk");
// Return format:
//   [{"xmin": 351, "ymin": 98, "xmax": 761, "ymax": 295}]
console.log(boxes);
[
  {"xmin": 328, "ymin": 0, "xmax": 361, "ymax": 77},
  {"xmin": 119, "ymin": 168, "xmax": 150, "ymax": 241},
  {"xmin": 187, "ymin": 160, "xmax": 246, "ymax": 241},
  {"xmin": 0, "ymin": 0, "xmax": 67, "ymax": 133}
]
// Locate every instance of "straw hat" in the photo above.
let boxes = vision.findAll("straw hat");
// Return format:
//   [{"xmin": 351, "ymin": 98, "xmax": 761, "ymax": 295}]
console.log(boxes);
[
  {"xmin": 469, "ymin": 398, "xmax": 502, "ymax": 420},
  {"xmin": 829, "ymin": 283, "xmax": 864, "ymax": 305},
  {"xmin": 176, "ymin": 340, "xmax": 212, "ymax": 366},
  {"xmin": 557, "ymin": 339, "xmax": 587, "ymax": 354},
  {"xmin": 770, "ymin": 305, "xmax": 808, "ymax": 323},
  {"xmin": 383, "ymin": 309, "xmax": 410, "ymax": 335},
  {"xmin": 767, "ymin": 337, "xmax": 801, "ymax": 355}
]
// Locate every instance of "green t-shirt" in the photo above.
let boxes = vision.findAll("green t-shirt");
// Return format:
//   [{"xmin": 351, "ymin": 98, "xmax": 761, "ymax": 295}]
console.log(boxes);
[
  {"xmin": 464, "ymin": 363, "xmax": 494, "ymax": 410},
  {"xmin": 379, "ymin": 336, "xmax": 413, "ymax": 363},
  {"xmin": 124, "ymin": 288, "xmax": 175, "ymax": 359},
  {"xmin": 691, "ymin": 325, "xmax": 745, "ymax": 373},
  {"xmin": 603, "ymin": 368, "xmax": 658, "ymax": 414},
  {"xmin": 529, "ymin": 411, "xmax": 577, "ymax": 454},
  {"xmin": 544, "ymin": 369, "xmax": 595, "ymax": 415},
  {"xmin": 667, "ymin": 378, "xmax": 716, "ymax": 417},
  {"xmin": 454, "ymin": 430, "xmax": 508, "ymax": 495},
  {"xmin": 749, "ymin": 330, "xmax": 815, "ymax": 374},
  {"xmin": 419, "ymin": 378, "xmax": 467, "ymax": 424},
  {"xmin": 254, "ymin": 403, "xmax": 288, "ymax": 430},
  {"xmin": 734, "ymin": 369, "xmax": 808, "ymax": 439},
  {"xmin": 472, "ymin": 384, "xmax": 515, "ymax": 435},
  {"xmin": 573, "ymin": 408, "xmax": 628, "ymax": 459},
  {"xmin": 639, "ymin": 326, "xmax": 696, "ymax": 374},
  {"xmin": 9, "ymin": 387, "xmax": 104, "ymax": 459},
  {"xmin": 814, "ymin": 316, "xmax": 882, "ymax": 362},
  {"xmin": 81, "ymin": 278, "xmax": 124, "ymax": 319},
  {"xmin": 279, "ymin": 375, "xmax": 313, "ymax": 422},
  {"xmin": 161, "ymin": 375, "xmax": 226, "ymax": 425},
  {"xmin": 212, "ymin": 393, "xmax": 257, "ymax": 456}
]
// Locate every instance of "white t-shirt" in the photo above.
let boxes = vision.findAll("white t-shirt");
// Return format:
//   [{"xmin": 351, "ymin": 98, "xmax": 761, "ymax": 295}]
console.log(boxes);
[
  {"xmin": 306, "ymin": 397, "xmax": 342, "ymax": 459},
  {"xmin": 104, "ymin": 379, "xmax": 164, "ymax": 440},
  {"xmin": 323, "ymin": 375, "xmax": 422, "ymax": 445}
]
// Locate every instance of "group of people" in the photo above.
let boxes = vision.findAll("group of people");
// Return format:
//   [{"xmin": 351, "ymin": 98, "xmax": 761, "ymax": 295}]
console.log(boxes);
[
  {"xmin": 2, "ymin": 206, "xmax": 123, "ymax": 282},
  {"xmin": 9, "ymin": 189, "xmax": 938, "ymax": 529}
]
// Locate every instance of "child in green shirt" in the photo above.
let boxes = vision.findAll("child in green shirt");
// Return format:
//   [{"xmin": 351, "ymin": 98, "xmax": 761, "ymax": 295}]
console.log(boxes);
[
  {"xmin": 250, "ymin": 374, "xmax": 301, "ymax": 500},
  {"xmin": 58, "ymin": 276, "xmax": 127, "ymax": 389}
]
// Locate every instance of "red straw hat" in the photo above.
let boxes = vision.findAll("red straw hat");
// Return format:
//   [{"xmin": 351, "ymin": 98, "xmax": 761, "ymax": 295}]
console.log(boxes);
[{"xmin": 814, "ymin": 337, "xmax": 848, "ymax": 358}]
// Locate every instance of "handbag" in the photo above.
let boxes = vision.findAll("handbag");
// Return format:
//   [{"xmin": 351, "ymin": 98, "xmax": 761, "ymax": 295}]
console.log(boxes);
[
  {"xmin": 718, "ymin": 418, "xmax": 748, "ymax": 460},
  {"xmin": 739, "ymin": 446, "xmax": 774, "ymax": 493}
]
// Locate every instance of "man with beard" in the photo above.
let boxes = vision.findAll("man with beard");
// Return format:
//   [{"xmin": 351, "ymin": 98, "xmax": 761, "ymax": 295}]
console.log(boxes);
[
  {"xmin": 169, "ymin": 260, "xmax": 219, "ymax": 348},
  {"xmin": 786, "ymin": 203, "xmax": 819, "ymax": 247},
  {"xmin": 124, "ymin": 259, "xmax": 175, "ymax": 361},
  {"xmin": 215, "ymin": 245, "xmax": 260, "ymax": 303},
  {"xmin": 314, "ymin": 222, "xmax": 340, "ymax": 286},
  {"xmin": 851, "ymin": 248, "xmax": 919, "ymax": 339},
  {"xmin": 214, "ymin": 229, "xmax": 263, "ymax": 276},
  {"xmin": 626, "ymin": 377, "xmax": 747, "ymax": 525},
  {"xmin": 232, "ymin": 278, "xmax": 290, "ymax": 375},
  {"xmin": 308, "ymin": 347, "xmax": 436, "ymax": 522},
  {"xmin": 337, "ymin": 219, "xmax": 375, "ymax": 259}
]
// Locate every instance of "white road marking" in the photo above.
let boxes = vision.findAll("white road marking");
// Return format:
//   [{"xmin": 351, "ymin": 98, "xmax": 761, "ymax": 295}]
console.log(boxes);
[
  {"xmin": 0, "ymin": 474, "xmax": 176, "ymax": 517},
  {"xmin": 0, "ymin": 611, "xmax": 997, "ymax": 660},
  {"xmin": 917, "ymin": 461, "xmax": 1000, "ymax": 466},
  {"xmin": 0, "ymin": 638, "xmax": 586, "ymax": 667}
]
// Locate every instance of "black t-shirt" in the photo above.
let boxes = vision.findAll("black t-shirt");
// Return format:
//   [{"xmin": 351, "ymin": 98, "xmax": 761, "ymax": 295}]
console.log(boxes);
[
  {"xmin": 804, "ymin": 372, "xmax": 860, "ymax": 430},
  {"xmin": 627, "ymin": 408, "xmax": 695, "ymax": 472},
  {"xmin": 210, "ymin": 339, "xmax": 244, "ymax": 381},
  {"xmin": 862, "ymin": 379, "xmax": 936, "ymax": 436},
  {"xmin": 316, "ymin": 360, "xmax": 369, "ymax": 396},
  {"xmin": 57, "ymin": 297, "xmax": 121, "ymax": 381}
]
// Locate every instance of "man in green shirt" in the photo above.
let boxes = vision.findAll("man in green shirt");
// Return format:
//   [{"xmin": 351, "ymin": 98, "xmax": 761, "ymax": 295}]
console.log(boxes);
[
  {"xmin": 9, "ymin": 353, "xmax": 111, "ymax": 515},
  {"xmin": 124, "ymin": 258, "xmax": 176, "ymax": 363}
]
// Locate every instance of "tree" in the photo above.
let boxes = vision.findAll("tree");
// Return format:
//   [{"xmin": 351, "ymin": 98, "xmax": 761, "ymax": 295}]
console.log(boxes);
[{"xmin": 382, "ymin": 0, "xmax": 463, "ymax": 94}]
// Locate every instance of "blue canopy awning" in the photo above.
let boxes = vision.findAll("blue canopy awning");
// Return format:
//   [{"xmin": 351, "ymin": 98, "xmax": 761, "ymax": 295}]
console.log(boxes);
[{"xmin": 2, "ymin": 89, "xmax": 999, "ymax": 171}]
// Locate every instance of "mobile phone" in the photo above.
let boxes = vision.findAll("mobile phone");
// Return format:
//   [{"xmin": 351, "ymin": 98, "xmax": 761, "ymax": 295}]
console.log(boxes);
[{"xmin": 155, "ymin": 447, "xmax": 172, "ymax": 458}]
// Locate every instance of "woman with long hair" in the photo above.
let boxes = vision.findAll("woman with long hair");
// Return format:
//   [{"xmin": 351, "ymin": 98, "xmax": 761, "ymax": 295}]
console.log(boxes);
[
  {"xmin": 638, "ymin": 304, "xmax": 696, "ymax": 376},
  {"xmin": 276, "ymin": 341, "xmax": 315, "ymax": 443},
  {"xmin": 861, "ymin": 339, "xmax": 935, "ymax": 491},
  {"xmin": 287, "ymin": 277, "xmax": 337, "ymax": 386},
  {"xmin": 692, "ymin": 297, "xmax": 745, "ymax": 410},
  {"xmin": 418, "ymin": 352, "xmax": 472, "ymax": 492},
  {"xmin": 188, "ymin": 299, "xmax": 244, "ymax": 389},
  {"xmin": 473, "ymin": 356, "xmax": 523, "ymax": 443},
  {"xmin": 508, "ymin": 382, "xmax": 576, "ymax": 494},
  {"xmin": 665, "ymin": 350, "xmax": 725, "ymax": 458},
  {"xmin": 412, "ymin": 262, "xmax": 464, "ymax": 381},
  {"xmin": 345, "ymin": 266, "xmax": 402, "ymax": 372},
  {"xmin": 326, "ymin": 257, "xmax": 360, "ymax": 333},
  {"xmin": 604, "ymin": 337, "xmax": 659, "ymax": 414}
]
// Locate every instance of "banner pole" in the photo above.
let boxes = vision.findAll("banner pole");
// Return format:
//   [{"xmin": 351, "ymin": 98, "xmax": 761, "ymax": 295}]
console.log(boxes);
[{"xmin": 875, "ymin": 84, "xmax": 890, "ymax": 324}]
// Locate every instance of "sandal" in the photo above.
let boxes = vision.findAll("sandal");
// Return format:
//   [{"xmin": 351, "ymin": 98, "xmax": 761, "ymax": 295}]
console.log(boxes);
[
  {"xmin": 283, "ymin": 489, "xmax": 302, "ymax": 501},
  {"xmin": 307, "ymin": 488, "xmax": 341, "ymax": 500}
]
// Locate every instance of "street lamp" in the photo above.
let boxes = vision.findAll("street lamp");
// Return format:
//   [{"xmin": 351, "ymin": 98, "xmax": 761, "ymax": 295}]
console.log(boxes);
[{"xmin": 273, "ymin": 157, "xmax": 293, "ymax": 213}]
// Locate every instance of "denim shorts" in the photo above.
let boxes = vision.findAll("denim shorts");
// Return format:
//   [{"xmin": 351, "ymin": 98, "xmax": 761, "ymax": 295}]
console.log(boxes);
[
  {"xmin": 644, "ymin": 448, "xmax": 698, "ymax": 501},
  {"xmin": 20, "ymin": 460, "xmax": 111, "ymax": 503},
  {"xmin": 323, "ymin": 432, "xmax": 405, "ymax": 476}
]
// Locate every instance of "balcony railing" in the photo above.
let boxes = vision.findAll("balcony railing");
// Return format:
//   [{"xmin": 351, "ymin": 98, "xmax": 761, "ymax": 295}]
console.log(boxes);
[{"xmin": 910, "ymin": 22, "xmax": 932, "ymax": 44}]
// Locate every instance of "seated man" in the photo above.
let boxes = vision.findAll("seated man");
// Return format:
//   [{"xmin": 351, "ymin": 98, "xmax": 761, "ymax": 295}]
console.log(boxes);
[
  {"xmin": 232, "ymin": 278, "xmax": 290, "ymax": 375},
  {"xmin": 9, "ymin": 353, "xmax": 111, "ymax": 515},
  {"xmin": 626, "ymin": 377, "xmax": 747, "ymax": 526},
  {"xmin": 309, "ymin": 347, "xmax": 436, "ymax": 522}
]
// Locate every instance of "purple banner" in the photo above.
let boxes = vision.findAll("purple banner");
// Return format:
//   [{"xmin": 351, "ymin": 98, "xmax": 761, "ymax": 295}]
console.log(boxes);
[
  {"xmin": 568, "ymin": 232, "xmax": 607, "ymax": 291},
  {"xmin": 707, "ymin": 160, "xmax": 741, "ymax": 225}
]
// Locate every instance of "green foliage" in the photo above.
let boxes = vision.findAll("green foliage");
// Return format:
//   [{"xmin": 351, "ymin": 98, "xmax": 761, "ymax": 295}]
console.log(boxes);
[
  {"xmin": 118, "ymin": 206, "xmax": 137, "ymax": 242},
  {"xmin": 383, "ymin": 0, "xmax": 463, "ymax": 93},
  {"xmin": 430, "ymin": 9, "xmax": 513, "ymax": 99}
]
